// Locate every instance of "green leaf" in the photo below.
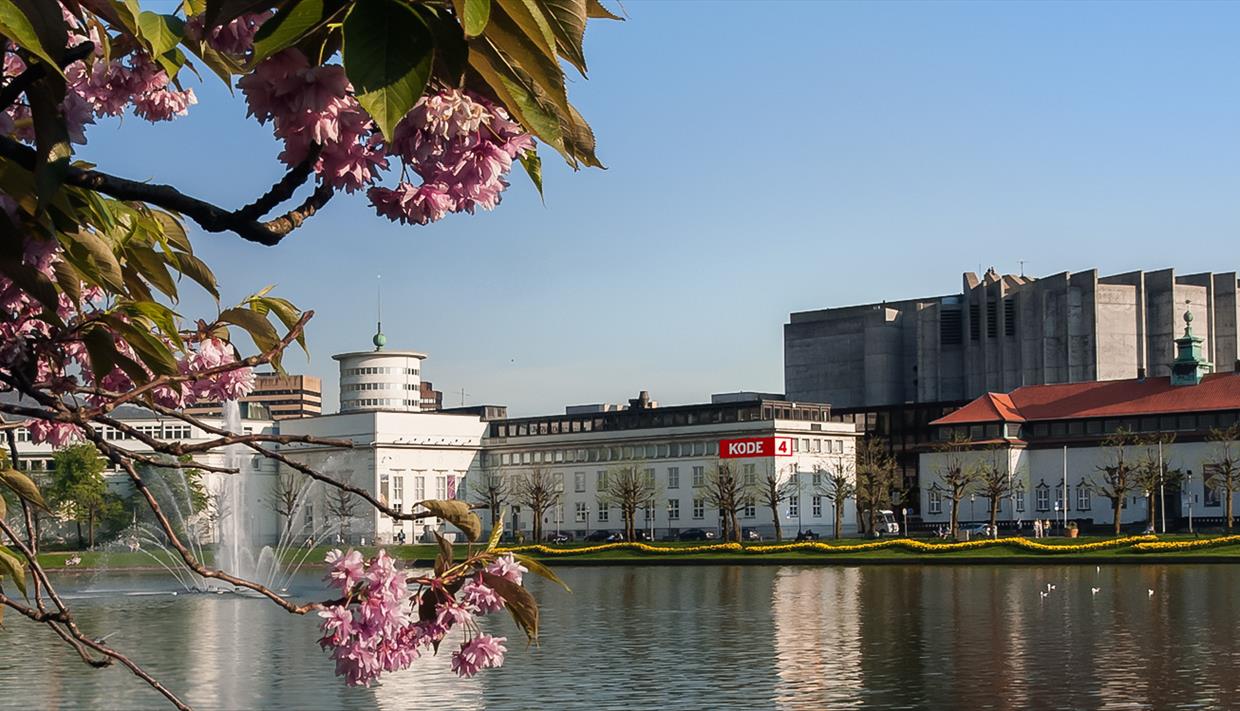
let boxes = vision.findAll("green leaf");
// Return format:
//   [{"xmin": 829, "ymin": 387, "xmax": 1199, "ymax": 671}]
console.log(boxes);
[
  {"xmin": 173, "ymin": 252, "xmax": 220, "ymax": 300},
  {"xmin": 1, "ymin": 468, "xmax": 50, "ymax": 513},
  {"xmin": 453, "ymin": 0, "xmax": 491, "ymax": 37},
  {"xmin": 127, "ymin": 245, "xmax": 179, "ymax": 302},
  {"xmin": 137, "ymin": 11, "xmax": 185, "ymax": 56},
  {"xmin": 486, "ymin": 4, "xmax": 569, "ymax": 117},
  {"xmin": 219, "ymin": 306, "xmax": 279, "ymax": 354},
  {"xmin": 0, "ymin": 545, "xmax": 27, "ymax": 599},
  {"xmin": 342, "ymin": 0, "xmax": 435, "ymax": 141},
  {"xmin": 106, "ymin": 316, "xmax": 180, "ymax": 376},
  {"xmin": 496, "ymin": 0, "xmax": 556, "ymax": 61},
  {"xmin": 513, "ymin": 553, "xmax": 570, "ymax": 592},
  {"xmin": 81, "ymin": 324, "xmax": 119, "ymax": 382},
  {"xmin": 586, "ymin": 0, "xmax": 622, "ymax": 20},
  {"xmin": 27, "ymin": 73, "xmax": 71, "ymax": 210},
  {"xmin": 468, "ymin": 41, "xmax": 562, "ymax": 148},
  {"xmin": 151, "ymin": 210, "xmax": 192, "ymax": 253},
  {"xmin": 0, "ymin": 0, "xmax": 67, "ymax": 73},
  {"xmin": 518, "ymin": 147, "xmax": 543, "ymax": 200},
  {"xmin": 539, "ymin": 0, "xmax": 587, "ymax": 75},
  {"xmin": 417, "ymin": 499, "xmax": 483, "ymax": 541},
  {"xmin": 61, "ymin": 230, "xmax": 125, "ymax": 293},
  {"xmin": 256, "ymin": 296, "xmax": 307, "ymax": 355},
  {"xmin": 251, "ymin": 0, "xmax": 338, "ymax": 64},
  {"xmin": 123, "ymin": 301, "xmax": 184, "ymax": 350},
  {"xmin": 558, "ymin": 101, "xmax": 602, "ymax": 169}
]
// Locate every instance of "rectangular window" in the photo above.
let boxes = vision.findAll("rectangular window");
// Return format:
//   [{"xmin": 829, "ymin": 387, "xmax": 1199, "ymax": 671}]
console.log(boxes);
[
  {"xmin": 414, "ymin": 476, "xmax": 426, "ymax": 500},
  {"xmin": 575, "ymin": 501, "xmax": 588, "ymax": 522},
  {"xmin": 668, "ymin": 467, "xmax": 680, "ymax": 490},
  {"xmin": 1076, "ymin": 484, "xmax": 1091, "ymax": 511},
  {"xmin": 643, "ymin": 468, "xmax": 655, "ymax": 486},
  {"xmin": 692, "ymin": 498, "xmax": 705, "ymax": 519},
  {"xmin": 812, "ymin": 495, "xmax": 822, "ymax": 518},
  {"xmin": 574, "ymin": 471, "xmax": 586, "ymax": 493},
  {"xmin": 692, "ymin": 466, "xmax": 705, "ymax": 488},
  {"xmin": 742, "ymin": 498, "xmax": 756, "ymax": 518},
  {"xmin": 789, "ymin": 495, "xmax": 799, "ymax": 518},
  {"xmin": 969, "ymin": 303, "xmax": 980, "ymax": 341},
  {"xmin": 597, "ymin": 502, "xmax": 609, "ymax": 522},
  {"xmin": 1015, "ymin": 488, "xmax": 1025, "ymax": 513},
  {"xmin": 812, "ymin": 472, "xmax": 822, "ymax": 488},
  {"xmin": 668, "ymin": 499, "xmax": 680, "ymax": 521},
  {"xmin": 742, "ymin": 463, "xmax": 756, "ymax": 486},
  {"xmin": 1036, "ymin": 486, "xmax": 1050, "ymax": 512},
  {"xmin": 1004, "ymin": 297, "xmax": 1016, "ymax": 336},
  {"xmin": 596, "ymin": 470, "xmax": 607, "ymax": 491},
  {"xmin": 392, "ymin": 476, "xmax": 404, "ymax": 503},
  {"xmin": 929, "ymin": 489, "xmax": 942, "ymax": 515}
]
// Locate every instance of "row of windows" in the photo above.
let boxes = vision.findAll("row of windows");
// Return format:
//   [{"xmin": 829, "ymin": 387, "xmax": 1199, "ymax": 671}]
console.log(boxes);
[
  {"xmin": 490, "ymin": 437, "xmax": 844, "ymax": 468},
  {"xmin": 343, "ymin": 367, "xmax": 419, "ymax": 376},
  {"xmin": 560, "ymin": 494, "xmax": 838, "ymax": 523},
  {"xmin": 17, "ymin": 424, "xmax": 194, "ymax": 443},
  {"xmin": 343, "ymin": 383, "xmax": 421, "ymax": 392},
  {"xmin": 938, "ymin": 411, "xmax": 1240, "ymax": 442},
  {"xmin": 342, "ymin": 399, "xmax": 420, "ymax": 408},
  {"xmin": 494, "ymin": 404, "xmax": 829, "ymax": 439}
]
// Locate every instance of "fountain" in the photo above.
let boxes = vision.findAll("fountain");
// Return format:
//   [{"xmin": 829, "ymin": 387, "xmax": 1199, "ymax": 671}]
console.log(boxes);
[{"xmin": 115, "ymin": 401, "xmax": 339, "ymax": 595}]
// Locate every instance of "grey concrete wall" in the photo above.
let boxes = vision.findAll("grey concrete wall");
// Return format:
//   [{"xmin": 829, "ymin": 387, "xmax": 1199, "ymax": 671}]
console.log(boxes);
[
  {"xmin": 1213, "ymin": 274, "xmax": 1238, "ymax": 372},
  {"xmin": 1094, "ymin": 283, "xmax": 1140, "ymax": 380}
]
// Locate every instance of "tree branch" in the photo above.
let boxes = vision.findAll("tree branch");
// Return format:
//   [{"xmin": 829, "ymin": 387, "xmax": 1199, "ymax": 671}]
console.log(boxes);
[
  {"xmin": 0, "ymin": 42, "xmax": 96, "ymax": 111},
  {"xmin": 0, "ymin": 137, "xmax": 331, "ymax": 246},
  {"xmin": 234, "ymin": 144, "xmax": 324, "ymax": 221}
]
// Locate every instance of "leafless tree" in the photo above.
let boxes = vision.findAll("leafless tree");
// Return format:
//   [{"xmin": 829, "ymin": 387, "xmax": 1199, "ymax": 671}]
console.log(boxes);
[
  {"xmin": 757, "ymin": 464, "xmax": 795, "ymax": 541},
  {"xmin": 1134, "ymin": 433, "xmax": 1180, "ymax": 532},
  {"xmin": 975, "ymin": 446, "xmax": 1013, "ymax": 537},
  {"xmin": 817, "ymin": 460, "xmax": 855, "ymax": 540},
  {"xmin": 934, "ymin": 434, "xmax": 980, "ymax": 535},
  {"xmin": 696, "ymin": 461, "xmax": 748, "ymax": 543},
  {"xmin": 324, "ymin": 487, "xmax": 359, "ymax": 543},
  {"xmin": 514, "ymin": 466, "xmax": 560, "ymax": 542},
  {"xmin": 1092, "ymin": 429, "xmax": 1140, "ymax": 536},
  {"xmin": 1205, "ymin": 423, "xmax": 1240, "ymax": 530},
  {"xmin": 471, "ymin": 465, "xmax": 511, "ymax": 534},
  {"xmin": 856, "ymin": 437, "xmax": 899, "ymax": 536},
  {"xmin": 598, "ymin": 464, "xmax": 657, "ymax": 540},
  {"xmin": 266, "ymin": 471, "xmax": 303, "ymax": 539}
]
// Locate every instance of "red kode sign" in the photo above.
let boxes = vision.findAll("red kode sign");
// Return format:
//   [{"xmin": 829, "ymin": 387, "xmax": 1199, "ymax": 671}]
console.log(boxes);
[{"xmin": 719, "ymin": 436, "xmax": 793, "ymax": 459}]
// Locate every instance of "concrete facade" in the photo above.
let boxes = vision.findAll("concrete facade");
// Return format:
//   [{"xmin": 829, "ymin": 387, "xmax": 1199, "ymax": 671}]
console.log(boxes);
[{"xmin": 786, "ymin": 267, "xmax": 1240, "ymax": 409}]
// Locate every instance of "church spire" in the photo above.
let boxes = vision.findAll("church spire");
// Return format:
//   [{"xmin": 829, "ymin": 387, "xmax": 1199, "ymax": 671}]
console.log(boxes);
[{"xmin": 373, "ymin": 274, "xmax": 386, "ymax": 351}]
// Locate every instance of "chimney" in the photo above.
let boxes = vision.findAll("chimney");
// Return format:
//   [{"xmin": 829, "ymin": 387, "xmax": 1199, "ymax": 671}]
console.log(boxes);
[{"xmin": 1137, "ymin": 367, "xmax": 1146, "ymax": 382}]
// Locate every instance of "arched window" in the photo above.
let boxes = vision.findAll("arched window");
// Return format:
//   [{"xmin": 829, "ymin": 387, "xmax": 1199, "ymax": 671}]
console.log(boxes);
[
  {"xmin": 1035, "ymin": 481, "xmax": 1050, "ymax": 512},
  {"xmin": 1076, "ymin": 479, "xmax": 1092, "ymax": 511}
]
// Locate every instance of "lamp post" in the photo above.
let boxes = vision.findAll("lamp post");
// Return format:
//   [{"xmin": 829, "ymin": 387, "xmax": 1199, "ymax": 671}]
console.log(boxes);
[
  {"xmin": 970, "ymin": 493, "xmax": 976, "ymax": 523},
  {"xmin": 1054, "ymin": 502, "xmax": 1060, "ymax": 536},
  {"xmin": 1186, "ymin": 470, "xmax": 1194, "ymax": 535},
  {"xmin": 648, "ymin": 499, "xmax": 655, "ymax": 541},
  {"xmin": 796, "ymin": 471, "xmax": 804, "ymax": 535}
]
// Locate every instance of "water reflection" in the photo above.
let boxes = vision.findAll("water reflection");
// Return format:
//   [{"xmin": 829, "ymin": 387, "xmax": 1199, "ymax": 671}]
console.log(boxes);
[{"xmin": 8, "ymin": 565, "xmax": 1240, "ymax": 710}]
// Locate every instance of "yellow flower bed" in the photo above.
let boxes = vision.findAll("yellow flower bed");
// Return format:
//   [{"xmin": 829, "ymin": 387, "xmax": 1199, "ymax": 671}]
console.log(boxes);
[
  {"xmin": 497, "ymin": 535, "xmax": 1158, "ymax": 557},
  {"xmin": 1132, "ymin": 535, "xmax": 1240, "ymax": 552}
]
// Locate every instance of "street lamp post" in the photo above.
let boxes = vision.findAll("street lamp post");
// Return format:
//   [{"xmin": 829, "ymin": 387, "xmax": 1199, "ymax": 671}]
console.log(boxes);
[
  {"xmin": 1186, "ymin": 470, "xmax": 1194, "ymax": 534},
  {"xmin": 796, "ymin": 472, "xmax": 804, "ymax": 535},
  {"xmin": 1054, "ymin": 502, "xmax": 1060, "ymax": 536},
  {"xmin": 970, "ymin": 493, "xmax": 976, "ymax": 523}
]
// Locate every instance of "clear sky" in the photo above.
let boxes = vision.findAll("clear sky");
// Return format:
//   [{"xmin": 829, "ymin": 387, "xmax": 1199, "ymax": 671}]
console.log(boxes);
[{"xmin": 84, "ymin": 1, "xmax": 1240, "ymax": 415}]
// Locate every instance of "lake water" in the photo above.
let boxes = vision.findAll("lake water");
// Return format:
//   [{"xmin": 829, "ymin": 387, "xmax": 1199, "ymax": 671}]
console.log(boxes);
[{"xmin": 5, "ymin": 564, "xmax": 1240, "ymax": 710}]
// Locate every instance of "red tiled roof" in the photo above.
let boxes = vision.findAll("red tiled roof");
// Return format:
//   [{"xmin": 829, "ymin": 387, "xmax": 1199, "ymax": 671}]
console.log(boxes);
[{"xmin": 931, "ymin": 372, "xmax": 1240, "ymax": 426}]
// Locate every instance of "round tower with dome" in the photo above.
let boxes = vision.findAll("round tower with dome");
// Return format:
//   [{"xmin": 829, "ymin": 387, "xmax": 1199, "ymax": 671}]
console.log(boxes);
[{"xmin": 333, "ymin": 321, "xmax": 427, "ymax": 413}]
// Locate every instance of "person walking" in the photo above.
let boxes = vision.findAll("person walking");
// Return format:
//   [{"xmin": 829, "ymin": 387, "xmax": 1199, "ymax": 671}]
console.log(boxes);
[{"xmin": 1033, "ymin": 518, "xmax": 1043, "ymax": 539}]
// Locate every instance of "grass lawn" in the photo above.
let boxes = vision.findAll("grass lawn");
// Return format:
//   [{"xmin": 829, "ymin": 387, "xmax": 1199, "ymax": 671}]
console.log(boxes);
[{"xmin": 34, "ymin": 534, "xmax": 1240, "ymax": 571}]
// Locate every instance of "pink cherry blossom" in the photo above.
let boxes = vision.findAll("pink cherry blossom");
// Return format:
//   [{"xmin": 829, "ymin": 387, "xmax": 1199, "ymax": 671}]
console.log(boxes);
[
  {"xmin": 485, "ymin": 554, "xmax": 528, "ymax": 585},
  {"xmin": 460, "ymin": 576, "xmax": 505, "ymax": 614},
  {"xmin": 325, "ymin": 549, "xmax": 365, "ymax": 591},
  {"xmin": 451, "ymin": 635, "xmax": 508, "ymax": 678}
]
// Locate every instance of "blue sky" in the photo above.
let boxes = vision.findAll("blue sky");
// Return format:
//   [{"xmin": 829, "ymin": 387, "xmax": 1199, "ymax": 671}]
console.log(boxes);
[{"xmin": 84, "ymin": 1, "xmax": 1240, "ymax": 415}]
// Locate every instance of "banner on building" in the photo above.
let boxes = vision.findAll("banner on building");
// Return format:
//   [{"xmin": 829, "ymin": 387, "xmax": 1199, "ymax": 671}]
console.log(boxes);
[{"xmin": 719, "ymin": 436, "xmax": 793, "ymax": 459}]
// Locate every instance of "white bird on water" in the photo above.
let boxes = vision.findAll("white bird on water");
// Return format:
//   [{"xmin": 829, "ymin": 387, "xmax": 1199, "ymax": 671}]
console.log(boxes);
[
  {"xmin": 1091, "ymin": 587, "xmax": 1101, "ymax": 595},
  {"xmin": 1046, "ymin": 583, "xmax": 1056, "ymax": 591},
  {"xmin": 1040, "ymin": 591, "xmax": 1049, "ymax": 600},
  {"xmin": 1149, "ymin": 589, "xmax": 1155, "ymax": 597}
]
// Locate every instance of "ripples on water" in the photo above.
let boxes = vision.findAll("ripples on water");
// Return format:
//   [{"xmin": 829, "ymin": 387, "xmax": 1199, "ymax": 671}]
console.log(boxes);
[{"xmin": 5, "ymin": 565, "xmax": 1240, "ymax": 710}]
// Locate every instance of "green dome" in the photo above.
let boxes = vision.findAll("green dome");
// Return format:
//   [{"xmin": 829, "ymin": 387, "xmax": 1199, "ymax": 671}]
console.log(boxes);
[{"xmin": 372, "ymin": 331, "xmax": 387, "ymax": 349}]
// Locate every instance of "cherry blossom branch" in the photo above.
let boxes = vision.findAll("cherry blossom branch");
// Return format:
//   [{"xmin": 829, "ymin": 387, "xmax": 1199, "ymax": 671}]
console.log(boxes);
[
  {"xmin": 0, "ymin": 42, "xmax": 97, "ymax": 111},
  {"xmin": 0, "ymin": 137, "xmax": 325, "ymax": 246},
  {"xmin": 234, "ymin": 144, "xmax": 324, "ymax": 221}
]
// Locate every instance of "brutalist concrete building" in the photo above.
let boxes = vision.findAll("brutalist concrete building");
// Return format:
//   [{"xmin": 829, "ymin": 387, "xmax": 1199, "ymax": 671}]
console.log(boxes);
[{"xmin": 786, "ymin": 267, "xmax": 1240, "ymax": 409}]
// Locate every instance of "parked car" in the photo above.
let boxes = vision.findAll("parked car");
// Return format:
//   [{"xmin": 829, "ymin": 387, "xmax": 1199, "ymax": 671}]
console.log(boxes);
[
  {"xmin": 634, "ymin": 530, "xmax": 652, "ymax": 542},
  {"xmin": 958, "ymin": 523, "xmax": 994, "ymax": 538},
  {"xmin": 743, "ymin": 528, "xmax": 762, "ymax": 542},
  {"xmin": 606, "ymin": 532, "xmax": 626, "ymax": 542},
  {"xmin": 794, "ymin": 529, "xmax": 820, "ymax": 541},
  {"xmin": 585, "ymin": 530, "xmax": 612, "ymax": 542},
  {"xmin": 677, "ymin": 528, "xmax": 716, "ymax": 541},
  {"xmin": 546, "ymin": 532, "xmax": 570, "ymax": 544}
]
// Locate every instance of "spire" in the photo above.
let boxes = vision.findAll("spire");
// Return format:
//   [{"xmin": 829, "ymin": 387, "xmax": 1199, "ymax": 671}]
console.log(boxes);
[
  {"xmin": 373, "ymin": 274, "xmax": 386, "ymax": 351},
  {"xmin": 1171, "ymin": 299, "xmax": 1211, "ymax": 386}
]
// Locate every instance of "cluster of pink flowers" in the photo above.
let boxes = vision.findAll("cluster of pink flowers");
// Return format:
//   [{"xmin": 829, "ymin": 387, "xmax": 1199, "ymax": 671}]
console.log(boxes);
[
  {"xmin": 371, "ymin": 90, "xmax": 535, "ymax": 225},
  {"xmin": 318, "ymin": 549, "xmax": 524, "ymax": 685},
  {"xmin": 239, "ymin": 50, "xmax": 387, "ymax": 193},
  {"xmin": 184, "ymin": 12, "xmax": 271, "ymax": 56},
  {"xmin": 1, "ymin": 7, "xmax": 199, "ymax": 147}
]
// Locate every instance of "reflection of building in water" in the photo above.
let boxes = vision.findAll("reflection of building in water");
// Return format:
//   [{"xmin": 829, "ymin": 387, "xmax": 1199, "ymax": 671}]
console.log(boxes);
[
  {"xmin": 368, "ymin": 643, "xmax": 485, "ymax": 711},
  {"xmin": 771, "ymin": 567, "xmax": 862, "ymax": 707}
]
